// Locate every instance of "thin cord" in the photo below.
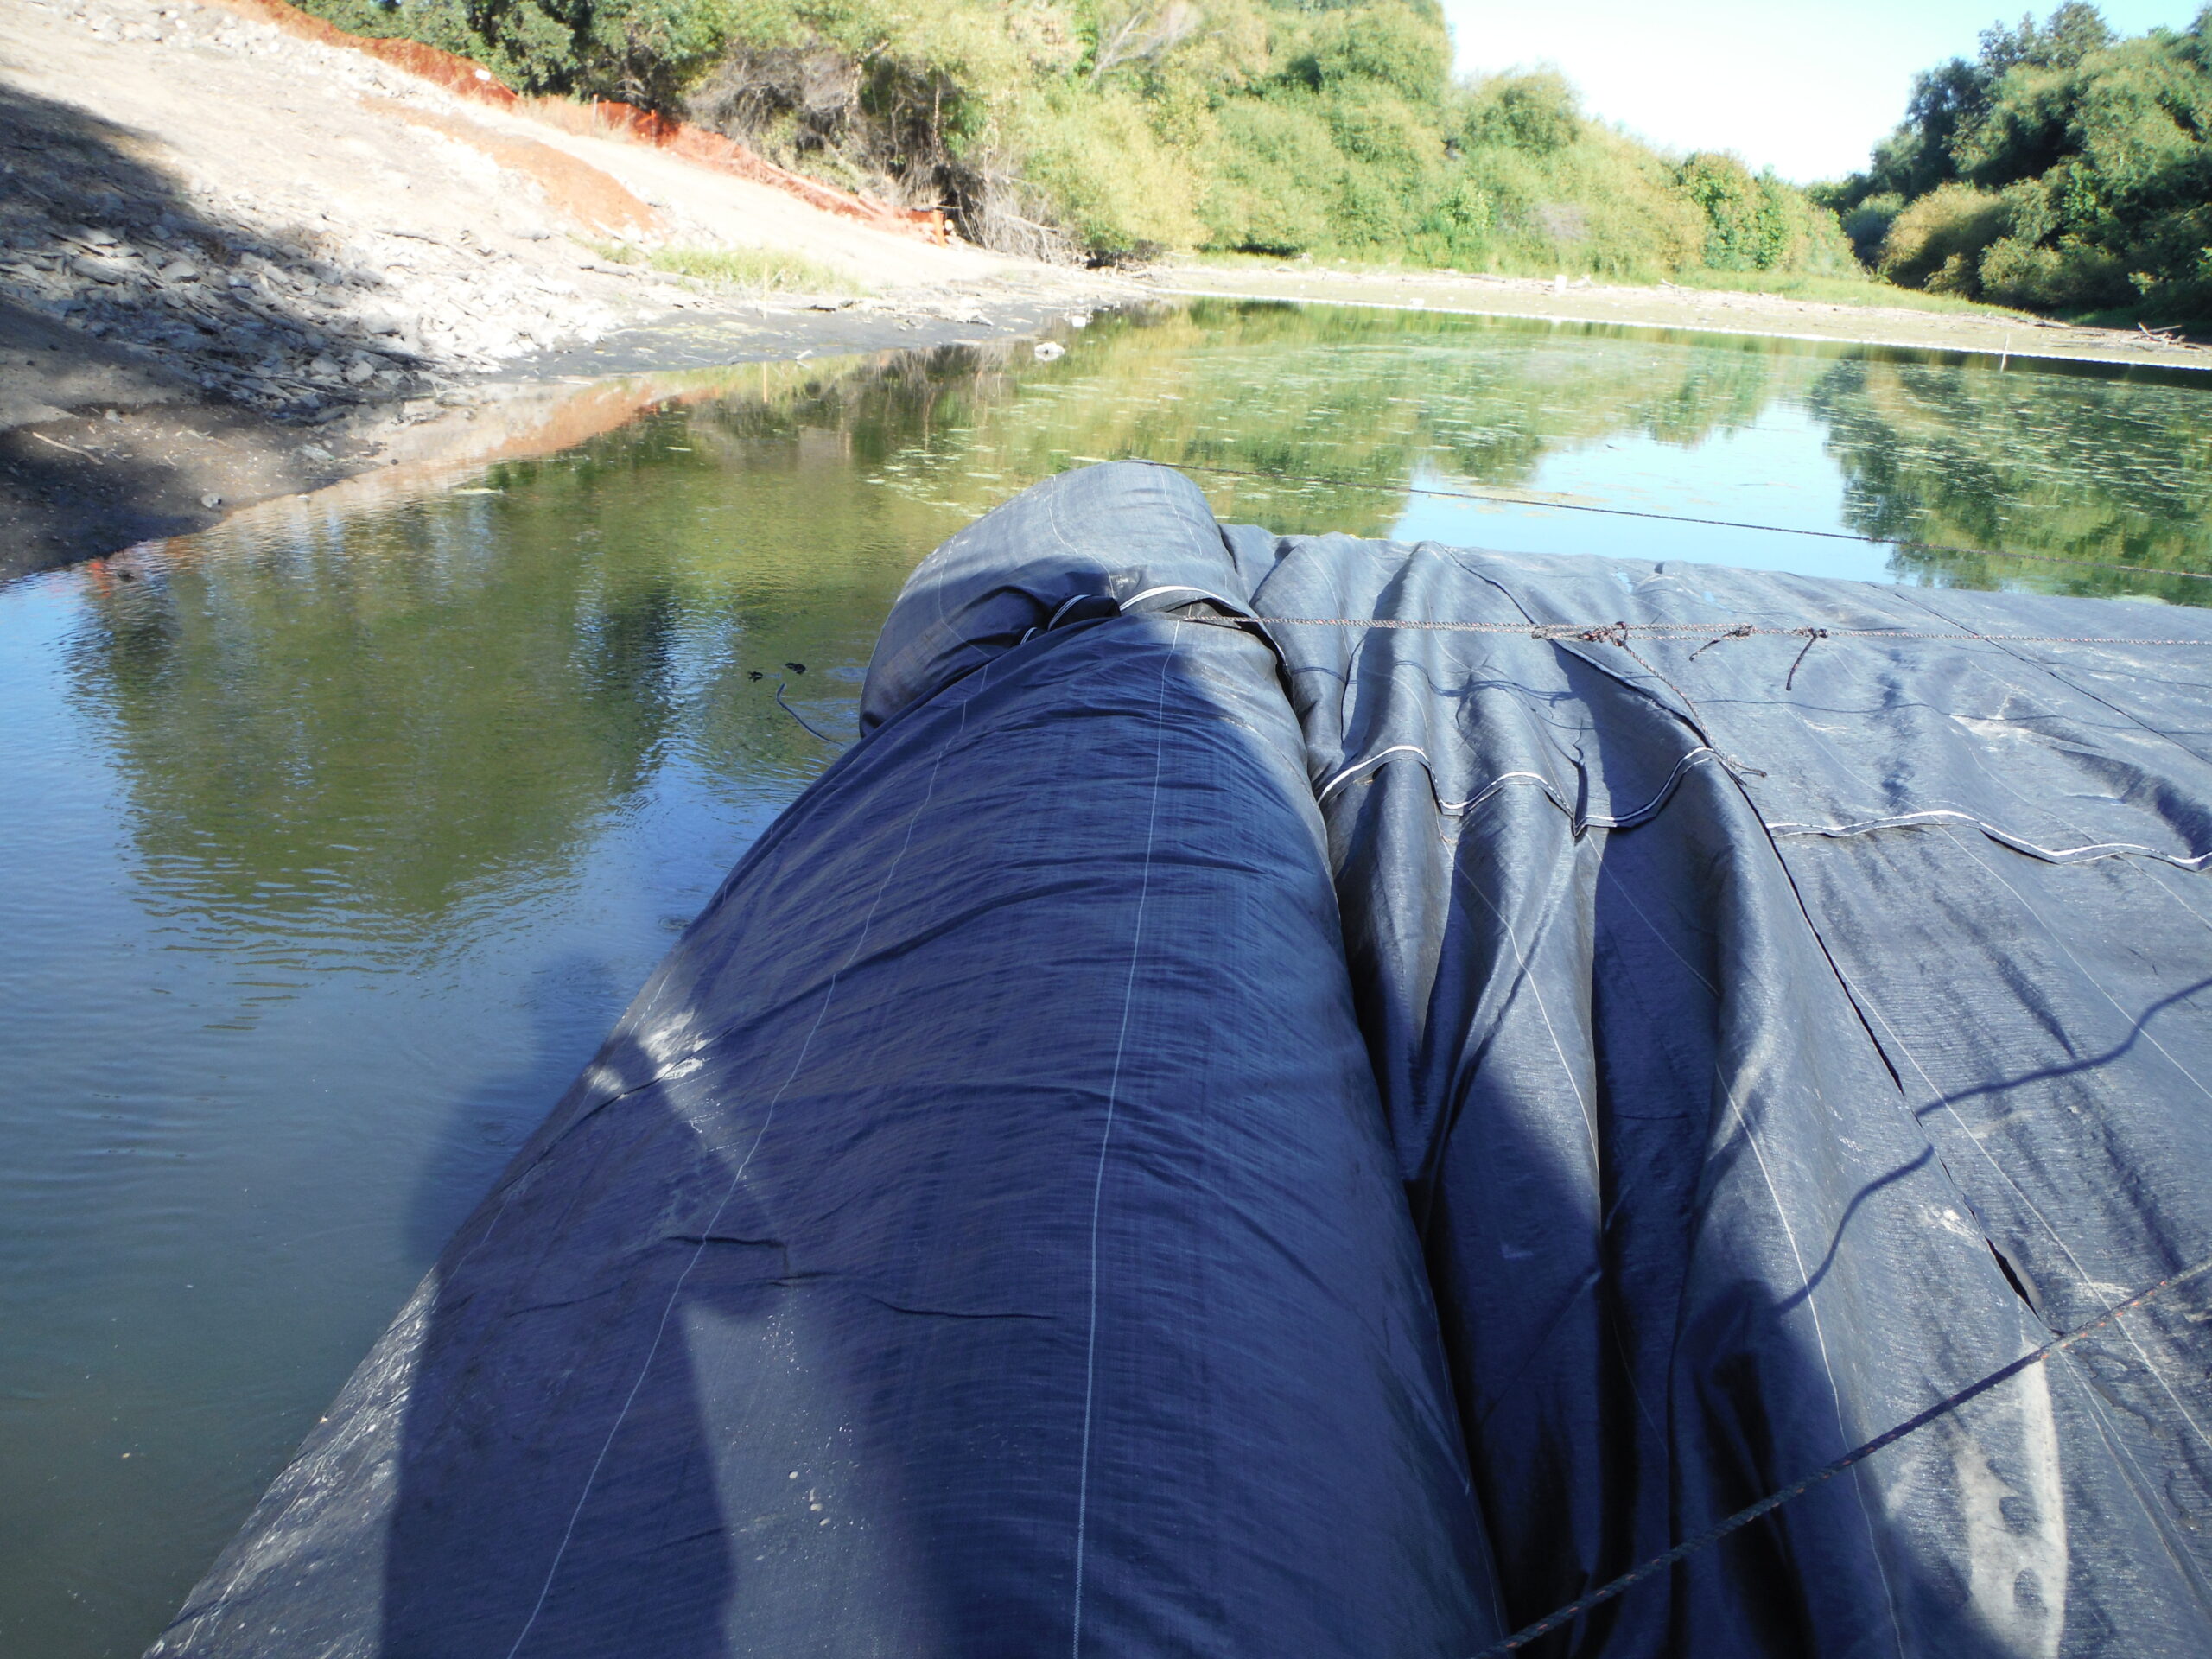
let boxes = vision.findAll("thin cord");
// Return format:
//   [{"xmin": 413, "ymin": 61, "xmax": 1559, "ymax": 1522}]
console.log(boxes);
[
  {"xmin": 774, "ymin": 678, "xmax": 851, "ymax": 745},
  {"xmin": 1220, "ymin": 615, "xmax": 2212, "ymax": 649},
  {"xmin": 1161, "ymin": 461, "xmax": 2212, "ymax": 584},
  {"xmin": 1784, "ymin": 627, "xmax": 1828, "ymax": 690},
  {"xmin": 1466, "ymin": 1253, "xmax": 2212, "ymax": 1658}
]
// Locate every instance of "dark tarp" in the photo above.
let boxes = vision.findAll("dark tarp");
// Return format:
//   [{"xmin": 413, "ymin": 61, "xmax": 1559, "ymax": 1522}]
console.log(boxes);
[{"xmin": 155, "ymin": 462, "xmax": 2212, "ymax": 1658}]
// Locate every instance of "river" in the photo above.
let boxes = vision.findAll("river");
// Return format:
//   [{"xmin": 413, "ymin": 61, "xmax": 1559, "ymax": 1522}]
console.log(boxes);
[{"xmin": 5, "ymin": 299, "xmax": 2209, "ymax": 1656}]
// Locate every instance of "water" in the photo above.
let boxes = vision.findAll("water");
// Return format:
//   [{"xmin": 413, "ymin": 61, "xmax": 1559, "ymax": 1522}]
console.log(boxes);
[{"xmin": 5, "ymin": 300, "xmax": 2209, "ymax": 1657}]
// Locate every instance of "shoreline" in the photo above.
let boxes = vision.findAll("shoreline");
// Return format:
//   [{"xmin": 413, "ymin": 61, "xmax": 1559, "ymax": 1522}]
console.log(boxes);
[
  {"xmin": 21, "ymin": 274, "xmax": 2212, "ymax": 597},
  {"xmin": 16, "ymin": 272, "xmax": 2206, "ymax": 587},
  {"xmin": 10, "ymin": 0, "xmax": 2209, "ymax": 583},
  {"xmin": 1144, "ymin": 264, "xmax": 2212, "ymax": 376},
  {"xmin": 1, "ymin": 287, "xmax": 1131, "ymax": 584},
  {"xmin": 0, "ymin": 0, "xmax": 1130, "ymax": 582}
]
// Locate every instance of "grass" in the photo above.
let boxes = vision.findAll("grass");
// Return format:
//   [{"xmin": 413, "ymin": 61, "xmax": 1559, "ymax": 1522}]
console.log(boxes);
[
  {"xmin": 1659, "ymin": 267, "xmax": 2031, "ymax": 317},
  {"xmin": 1173, "ymin": 250, "xmax": 2044, "ymax": 321},
  {"xmin": 581, "ymin": 238, "xmax": 645, "ymax": 265},
  {"xmin": 582, "ymin": 240, "xmax": 858, "ymax": 296},
  {"xmin": 1168, "ymin": 250, "xmax": 1660, "ymax": 287},
  {"xmin": 651, "ymin": 245, "xmax": 855, "ymax": 295}
]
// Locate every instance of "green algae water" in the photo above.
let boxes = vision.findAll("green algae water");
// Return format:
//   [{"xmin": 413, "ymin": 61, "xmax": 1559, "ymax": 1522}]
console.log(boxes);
[{"xmin": 5, "ymin": 300, "xmax": 2211, "ymax": 1658}]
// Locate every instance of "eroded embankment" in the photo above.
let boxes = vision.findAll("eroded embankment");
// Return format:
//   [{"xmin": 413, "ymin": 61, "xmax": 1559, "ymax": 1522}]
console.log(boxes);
[{"xmin": 0, "ymin": 0, "xmax": 1128, "ymax": 577}]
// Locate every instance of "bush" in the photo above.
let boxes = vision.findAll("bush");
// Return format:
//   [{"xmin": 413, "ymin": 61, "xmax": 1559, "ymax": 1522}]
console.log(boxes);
[
  {"xmin": 298, "ymin": 0, "xmax": 1852, "ymax": 282},
  {"xmin": 1296, "ymin": 2, "xmax": 1449, "ymax": 102},
  {"xmin": 1827, "ymin": 4, "xmax": 2212, "ymax": 319},
  {"xmin": 1447, "ymin": 126, "xmax": 1704, "ymax": 277},
  {"xmin": 1019, "ymin": 85, "xmax": 1204, "ymax": 257},
  {"xmin": 1199, "ymin": 95, "xmax": 1343, "ymax": 254},
  {"xmin": 1976, "ymin": 233, "xmax": 2127, "ymax": 306},
  {"xmin": 1840, "ymin": 192, "xmax": 1904, "ymax": 261},
  {"xmin": 1462, "ymin": 69, "xmax": 1580, "ymax": 154},
  {"xmin": 1677, "ymin": 152, "xmax": 1789, "ymax": 270},
  {"xmin": 1878, "ymin": 181, "xmax": 2014, "ymax": 291}
]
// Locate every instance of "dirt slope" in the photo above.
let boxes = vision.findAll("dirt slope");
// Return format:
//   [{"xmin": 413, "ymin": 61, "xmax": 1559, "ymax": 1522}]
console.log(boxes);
[{"xmin": 0, "ymin": 0, "xmax": 1120, "ymax": 575}]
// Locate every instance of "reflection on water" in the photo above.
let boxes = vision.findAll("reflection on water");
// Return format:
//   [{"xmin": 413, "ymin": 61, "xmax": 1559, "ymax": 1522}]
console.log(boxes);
[
  {"xmin": 1812, "ymin": 356, "xmax": 2212, "ymax": 599},
  {"xmin": 3, "ymin": 299, "xmax": 2209, "ymax": 1658}
]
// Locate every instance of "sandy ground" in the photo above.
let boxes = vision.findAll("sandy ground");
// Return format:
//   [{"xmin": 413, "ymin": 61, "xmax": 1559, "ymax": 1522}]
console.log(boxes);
[
  {"xmin": 1148, "ymin": 263, "xmax": 2212, "ymax": 373},
  {"xmin": 0, "ymin": 0, "xmax": 1130, "ymax": 577}
]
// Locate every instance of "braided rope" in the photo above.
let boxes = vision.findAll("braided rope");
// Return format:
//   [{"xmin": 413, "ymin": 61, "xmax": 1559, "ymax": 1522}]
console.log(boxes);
[{"xmin": 1226, "ymin": 615, "xmax": 2212, "ymax": 648}]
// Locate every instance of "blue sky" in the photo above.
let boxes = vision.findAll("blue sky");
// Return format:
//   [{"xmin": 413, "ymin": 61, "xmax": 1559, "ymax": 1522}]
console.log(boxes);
[{"xmin": 1439, "ymin": 1, "xmax": 2204, "ymax": 181}]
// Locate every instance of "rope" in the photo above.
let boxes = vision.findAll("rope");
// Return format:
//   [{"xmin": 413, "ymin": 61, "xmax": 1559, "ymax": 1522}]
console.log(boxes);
[
  {"xmin": 1222, "ymin": 615, "xmax": 2212, "ymax": 649},
  {"xmin": 1467, "ymin": 1253, "xmax": 2212, "ymax": 1658},
  {"xmin": 1687, "ymin": 624, "xmax": 1754, "ymax": 661},
  {"xmin": 1538, "ymin": 620, "xmax": 1712, "ymax": 730},
  {"xmin": 1784, "ymin": 627, "xmax": 1828, "ymax": 690},
  {"xmin": 773, "ymin": 678, "xmax": 850, "ymax": 745},
  {"xmin": 1167, "ymin": 461, "xmax": 2212, "ymax": 584}
]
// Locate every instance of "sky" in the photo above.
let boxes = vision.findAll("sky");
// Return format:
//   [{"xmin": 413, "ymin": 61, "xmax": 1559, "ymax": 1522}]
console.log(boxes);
[{"xmin": 1440, "ymin": 0, "xmax": 2203, "ymax": 182}]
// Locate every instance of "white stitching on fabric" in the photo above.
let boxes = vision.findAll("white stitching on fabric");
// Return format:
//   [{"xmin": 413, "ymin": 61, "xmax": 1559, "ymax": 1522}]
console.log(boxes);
[
  {"xmin": 1446, "ymin": 854, "xmax": 1662, "ymax": 1443},
  {"xmin": 1602, "ymin": 846, "xmax": 1910, "ymax": 1654},
  {"xmin": 1070, "ymin": 619, "xmax": 1179, "ymax": 1658},
  {"xmin": 1927, "ymin": 823, "xmax": 2212, "ymax": 1455},
  {"xmin": 500, "ymin": 685, "xmax": 970, "ymax": 1659}
]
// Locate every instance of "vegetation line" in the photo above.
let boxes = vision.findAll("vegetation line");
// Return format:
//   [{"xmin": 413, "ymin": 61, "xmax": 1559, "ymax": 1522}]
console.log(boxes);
[
  {"xmin": 1817, "ymin": 4, "xmax": 2212, "ymax": 326},
  {"xmin": 297, "ymin": 0, "xmax": 1856, "ymax": 281},
  {"xmin": 1141, "ymin": 280, "xmax": 2210, "ymax": 369},
  {"xmin": 293, "ymin": 2, "xmax": 2211, "ymax": 326}
]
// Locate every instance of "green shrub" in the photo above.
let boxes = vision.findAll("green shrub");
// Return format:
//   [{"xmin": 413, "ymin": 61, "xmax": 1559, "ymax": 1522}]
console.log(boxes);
[
  {"xmin": 1448, "ymin": 125, "xmax": 1704, "ymax": 277},
  {"xmin": 299, "ymin": 0, "xmax": 1851, "ymax": 282},
  {"xmin": 1199, "ymin": 95, "xmax": 1343, "ymax": 254},
  {"xmin": 1827, "ymin": 3, "xmax": 2212, "ymax": 319},
  {"xmin": 1019, "ymin": 84, "xmax": 1204, "ymax": 257},
  {"xmin": 1976, "ymin": 232, "xmax": 2128, "ymax": 306},
  {"xmin": 1840, "ymin": 192, "xmax": 1903, "ymax": 262},
  {"xmin": 1878, "ymin": 181, "xmax": 2014, "ymax": 291},
  {"xmin": 1295, "ymin": 2, "xmax": 1449, "ymax": 102},
  {"xmin": 1676, "ymin": 152, "xmax": 1788, "ymax": 270},
  {"xmin": 1462, "ymin": 70, "xmax": 1581, "ymax": 155}
]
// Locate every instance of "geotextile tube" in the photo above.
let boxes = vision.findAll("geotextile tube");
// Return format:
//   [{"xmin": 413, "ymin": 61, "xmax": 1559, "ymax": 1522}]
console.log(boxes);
[{"xmin": 155, "ymin": 463, "xmax": 2212, "ymax": 1657}]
